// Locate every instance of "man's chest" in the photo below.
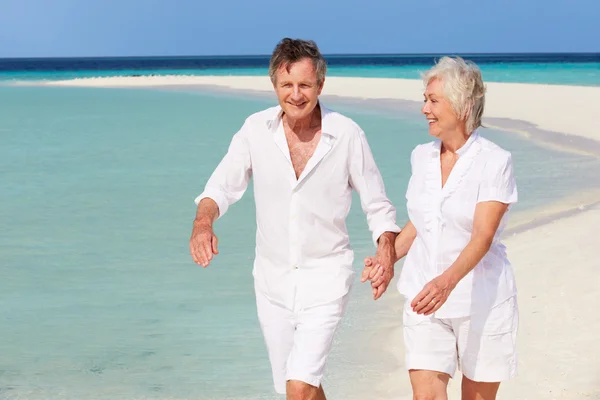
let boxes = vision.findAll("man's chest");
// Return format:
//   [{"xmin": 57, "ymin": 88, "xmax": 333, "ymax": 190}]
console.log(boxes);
[
  {"xmin": 286, "ymin": 131, "xmax": 322, "ymax": 179},
  {"xmin": 249, "ymin": 132, "xmax": 349, "ymax": 195}
]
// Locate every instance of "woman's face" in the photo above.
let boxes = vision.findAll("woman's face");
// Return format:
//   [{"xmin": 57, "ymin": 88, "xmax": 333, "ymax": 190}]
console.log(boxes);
[{"xmin": 421, "ymin": 78, "xmax": 463, "ymax": 139}]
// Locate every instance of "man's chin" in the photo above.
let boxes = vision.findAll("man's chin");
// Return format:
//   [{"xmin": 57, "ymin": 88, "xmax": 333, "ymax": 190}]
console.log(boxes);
[{"xmin": 284, "ymin": 107, "xmax": 311, "ymax": 120}]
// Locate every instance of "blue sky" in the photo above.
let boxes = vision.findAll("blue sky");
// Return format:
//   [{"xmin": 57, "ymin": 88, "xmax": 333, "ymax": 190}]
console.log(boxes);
[{"xmin": 0, "ymin": 0, "xmax": 598, "ymax": 57}]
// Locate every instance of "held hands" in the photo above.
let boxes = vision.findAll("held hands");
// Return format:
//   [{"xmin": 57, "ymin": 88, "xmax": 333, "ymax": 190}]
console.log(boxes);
[
  {"xmin": 189, "ymin": 220, "xmax": 219, "ymax": 267},
  {"xmin": 410, "ymin": 273, "xmax": 457, "ymax": 315},
  {"xmin": 361, "ymin": 256, "xmax": 394, "ymax": 300},
  {"xmin": 361, "ymin": 232, "xmax": 397, "ymax": 300}
]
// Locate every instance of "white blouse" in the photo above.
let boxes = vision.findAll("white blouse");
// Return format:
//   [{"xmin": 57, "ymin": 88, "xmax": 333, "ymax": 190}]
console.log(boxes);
[{"xmin": 397, "ymin": 132, "xmax": 518, "ymax": 318}]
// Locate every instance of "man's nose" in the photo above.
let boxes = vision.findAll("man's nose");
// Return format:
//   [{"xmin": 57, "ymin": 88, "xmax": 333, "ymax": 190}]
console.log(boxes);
[{"xmin": 291, "ymin": 86, "xmax": 302, "ymax": 98}]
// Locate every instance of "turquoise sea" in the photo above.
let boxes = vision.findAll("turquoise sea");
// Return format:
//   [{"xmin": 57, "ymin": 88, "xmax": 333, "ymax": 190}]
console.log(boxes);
[
  {"xmin": 1, "ymin": 53, "xmax": 599, "ymax": 86},
  {"xmin": 2, "ymin": 58, "xmax": 600, "ymax": 399}
]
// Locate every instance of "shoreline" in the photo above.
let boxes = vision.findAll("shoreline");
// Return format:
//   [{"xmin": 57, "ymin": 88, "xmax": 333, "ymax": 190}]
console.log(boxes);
[
  {"xmin": 17, "ymin": 74, "xmax": 600, "ymax": 158},
  {"xmin": 26, "ymin": 75, "xmax": 600, "ymax": 146},
  {"xmin": 143, "ymin": 80, "xmax": 600, "ymax": 231}
]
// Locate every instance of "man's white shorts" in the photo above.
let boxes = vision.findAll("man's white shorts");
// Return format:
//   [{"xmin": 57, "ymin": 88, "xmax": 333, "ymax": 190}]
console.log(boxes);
[
  {"xmin": 403, "ymin": 296, "xmax": 518, "ymax": 382},
  {"xmin": 255, "ymin": 288, "xmax": 349, "ymax": 394}
]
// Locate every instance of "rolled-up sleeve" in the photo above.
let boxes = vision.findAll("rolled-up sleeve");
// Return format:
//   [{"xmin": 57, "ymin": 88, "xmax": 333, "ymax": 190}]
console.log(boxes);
[
  {"xmin": 194, "ymin": 122, "xmax": 252, "ymax": 219},
  {"xmin": 477, "ymin": 152, "xmax": 518, "ymax": 205},
  {"xmin": 348, "ymin": 129, "xmax": 401, "ymax": 245}
]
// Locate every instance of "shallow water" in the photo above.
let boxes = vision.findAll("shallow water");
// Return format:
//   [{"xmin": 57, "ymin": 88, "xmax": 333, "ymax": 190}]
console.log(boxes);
[{"xmin": 1, "ymin": 85, "xmax": 599, "ymax": 399}]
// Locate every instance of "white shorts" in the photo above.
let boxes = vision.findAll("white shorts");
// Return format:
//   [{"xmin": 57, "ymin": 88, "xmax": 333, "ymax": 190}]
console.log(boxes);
[
  {"xmin": 403, "ymin": 296, "xmax": 518, "ymax": 382},
  {"xmin": 255, "ymin": 288, "xmax": 349, "ymax": 394}
]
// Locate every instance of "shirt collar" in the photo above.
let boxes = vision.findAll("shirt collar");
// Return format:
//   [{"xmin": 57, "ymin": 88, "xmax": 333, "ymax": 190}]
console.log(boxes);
[
  {"xmin": 432, "ymin": 130, "xmax": 479, "ymax": 157},
  {"xmin": 266, "ymin": 102, "xmax": 336, "ymax": 138}
]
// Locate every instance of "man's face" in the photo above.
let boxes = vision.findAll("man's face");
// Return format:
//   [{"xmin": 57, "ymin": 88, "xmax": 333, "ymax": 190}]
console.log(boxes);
[{"xmin": 273, "ymin": 57, "xmax": 324, "ymax": 121}]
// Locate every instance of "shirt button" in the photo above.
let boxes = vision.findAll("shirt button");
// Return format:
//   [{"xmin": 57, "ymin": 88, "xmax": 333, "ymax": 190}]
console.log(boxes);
[{"xmin": 293, "ymin": 266, "xmax": 298, "ymax": 270}]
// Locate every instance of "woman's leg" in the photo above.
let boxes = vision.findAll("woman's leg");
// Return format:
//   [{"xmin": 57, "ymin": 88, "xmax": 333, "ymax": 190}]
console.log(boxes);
[
  {"xmin": 455, "ymin": 297, "xmax": 519, "ymax": 400},
  {"xmin": 403, "ymin": 301, "xmax": 457, "ymax": 400},
  {"xmin": 409, "ymin": 370, "xmax": 450, "ymax": 400},
  {"xmin": 461, "ymin": 376, "xmax": 500, "ymax": 400}
]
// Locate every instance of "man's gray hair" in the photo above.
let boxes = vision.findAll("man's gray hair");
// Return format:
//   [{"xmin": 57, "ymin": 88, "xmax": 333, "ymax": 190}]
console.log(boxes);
[
  {"xmin": 422, "ymin": 56, "xmax": 486, "ymax": 134},
  {"xmin": 269, "ymin": 38, "xmax": 327, "ymax": 86}
]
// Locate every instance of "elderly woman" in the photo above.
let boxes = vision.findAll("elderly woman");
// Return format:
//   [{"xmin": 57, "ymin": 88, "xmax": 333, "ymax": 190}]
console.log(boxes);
[{"xmin": 365, "ymin": 57, "xmax": 518, "ymax": 400}]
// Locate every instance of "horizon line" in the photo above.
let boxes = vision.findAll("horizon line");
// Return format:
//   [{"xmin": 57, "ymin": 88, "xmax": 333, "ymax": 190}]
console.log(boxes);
[{"xmin": 1, "ymin": 51, "xmax": 599, "ymax": 61}]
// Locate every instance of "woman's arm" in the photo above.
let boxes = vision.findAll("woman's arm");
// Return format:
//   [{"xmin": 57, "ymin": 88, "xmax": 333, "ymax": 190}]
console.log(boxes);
[
  {"xmin": 411, "ymin": 201, "xmax": 509, "ymax": 315},
  {"xmin": 394, "ymin": 220, "xmax": 417, "ymax": 262},
  {"xmin": 443, "ymin": 201, "xmax": 508, "ymax": 284}
]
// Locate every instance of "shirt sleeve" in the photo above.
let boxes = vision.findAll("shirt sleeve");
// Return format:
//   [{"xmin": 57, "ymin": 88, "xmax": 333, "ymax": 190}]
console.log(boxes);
[
  {"xmin": 477, "ymin": 152, "xmax": 518, "ymax": 205},
  {"xmin": 349, "ymin": 129, "xmax": 401, "ymax": 246},
  {"xmin": 194, "ymin": 122, "xmax": 252, "ymax": 219}
]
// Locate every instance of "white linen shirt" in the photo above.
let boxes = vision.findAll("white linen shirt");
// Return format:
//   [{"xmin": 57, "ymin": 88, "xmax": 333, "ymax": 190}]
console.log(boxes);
[
  {"xmin": 196, "ymin": 104, "xmax": 400, "ymax": 309},
  {"xmin": 398, "ymin": 132, "xmax": 518, "ymax": 318}
]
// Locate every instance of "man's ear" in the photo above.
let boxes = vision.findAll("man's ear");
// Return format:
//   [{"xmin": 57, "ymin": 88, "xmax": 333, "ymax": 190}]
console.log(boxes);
[{"xmin": 317, "ymin": 77, "xmax": 325, "ymax": 96}]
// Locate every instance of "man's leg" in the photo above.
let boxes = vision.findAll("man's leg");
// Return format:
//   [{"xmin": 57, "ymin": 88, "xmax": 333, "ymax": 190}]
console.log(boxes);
[
  {"xmin": 285, "ymin": 293, "xmax": 349, "ymax": 400},
  {"xmin": 286, "ymin": 380, "xmax": 325, "ymax": 400},
  {"xmin": 255, "ymin": 290, "xmax": 295, "ymax": 395}
]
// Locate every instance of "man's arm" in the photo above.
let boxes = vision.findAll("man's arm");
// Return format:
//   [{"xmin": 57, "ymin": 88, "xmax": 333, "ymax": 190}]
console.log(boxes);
[
  {"xmin": 190, "ymin": 125, "xmax": 252, "ymax": 267},
  {"xmin": 348, "ymin": 129, "xmax": 401, "ymax": 299},
  {"xmin": 190, "ymin": 198, "xmax": 220, "ymax": 267},
  {"xmin": 363, "ymin": 221, "xmax": 416, "ymax": 297},
  {"xmin": 372, "ymin": 231, "xmax": 397, "ymax": 299}
]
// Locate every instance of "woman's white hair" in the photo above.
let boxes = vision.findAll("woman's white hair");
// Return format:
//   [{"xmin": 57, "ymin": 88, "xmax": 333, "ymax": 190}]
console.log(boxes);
[{"xmin": 422, "ymin": 56, "xmax": 486, "ymax": 134}]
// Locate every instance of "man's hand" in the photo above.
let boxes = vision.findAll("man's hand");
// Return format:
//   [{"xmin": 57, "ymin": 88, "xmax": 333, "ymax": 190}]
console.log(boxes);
[
  {"xmin": 190, "ymin": 220, "xmax": 219, "ymax": 267},
  {"xmin": 373, "ymin": 232, "xmax": 396, "ymax": 299},
  {"xmin": 361, "ymin": 232, "xmax": 397, "ymax": 300}
]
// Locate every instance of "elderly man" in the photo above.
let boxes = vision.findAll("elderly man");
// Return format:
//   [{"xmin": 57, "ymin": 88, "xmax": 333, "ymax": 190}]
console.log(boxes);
[{"xmin": 189, "ymin": 38, "xmax": 400, "ymax": 400}]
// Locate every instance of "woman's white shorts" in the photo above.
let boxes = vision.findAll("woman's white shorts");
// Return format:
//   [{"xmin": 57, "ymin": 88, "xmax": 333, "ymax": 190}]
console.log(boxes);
[{"xmin": 403, "ymin": 296, "xmax": 519, "ymax": 382}]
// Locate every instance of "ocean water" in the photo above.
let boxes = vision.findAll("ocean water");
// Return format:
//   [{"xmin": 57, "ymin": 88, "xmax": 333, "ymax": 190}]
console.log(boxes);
[
  {"xmin": 0, "ymin": 53, "xmax": 599, "ymax": 86},
  {"xmin": 2, "ymin": 83, "xmax": 600, "ymax": 399}
]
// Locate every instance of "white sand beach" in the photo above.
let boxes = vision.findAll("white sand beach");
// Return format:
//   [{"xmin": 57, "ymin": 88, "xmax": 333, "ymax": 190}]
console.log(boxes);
[
  {"xmin": 41, "ymin": 75, "xmax": 600, "ymax": 399},
  {"xmin": 483, "ymin": 203, "xmax": 600, "ymax": 400}
]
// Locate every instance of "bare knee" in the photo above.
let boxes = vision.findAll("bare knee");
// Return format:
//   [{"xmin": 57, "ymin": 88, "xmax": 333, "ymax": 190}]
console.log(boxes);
[
  {"xmin": 413, "ymin": 393, "xmax": 446, "ymax": 400},
  {"xmin": 410, "ymin": 370, "xmax": 449, "ymax": 400},
  {"xmin": 461, "ymin": 376, "xmax": 500, "ymax": 400},
  {"xmin": 413, "ymin": 384, "xmax": 448, "ymax": 400},
  {"xmin": 286, "ymin": 380, "xmax": 323, "ymax": 400}
]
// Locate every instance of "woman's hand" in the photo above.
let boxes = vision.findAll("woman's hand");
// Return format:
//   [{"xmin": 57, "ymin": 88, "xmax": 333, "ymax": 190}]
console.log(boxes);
[
  {"xmin": 361, "ymin": 256, "xmax": 390, "ymax": 300},
  {"xmin": 410, "ymin": 200, "xmax": 510, "ymax": 315},
  {"xmin": 411, "ymin": 273, "xmax": 457, "ymax": 315}
]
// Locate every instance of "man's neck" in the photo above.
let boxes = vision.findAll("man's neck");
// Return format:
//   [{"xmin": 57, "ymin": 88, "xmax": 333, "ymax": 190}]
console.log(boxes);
[{"xmin": 283, "ymin": 105, "xmax": 322, "ymax": 138}]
